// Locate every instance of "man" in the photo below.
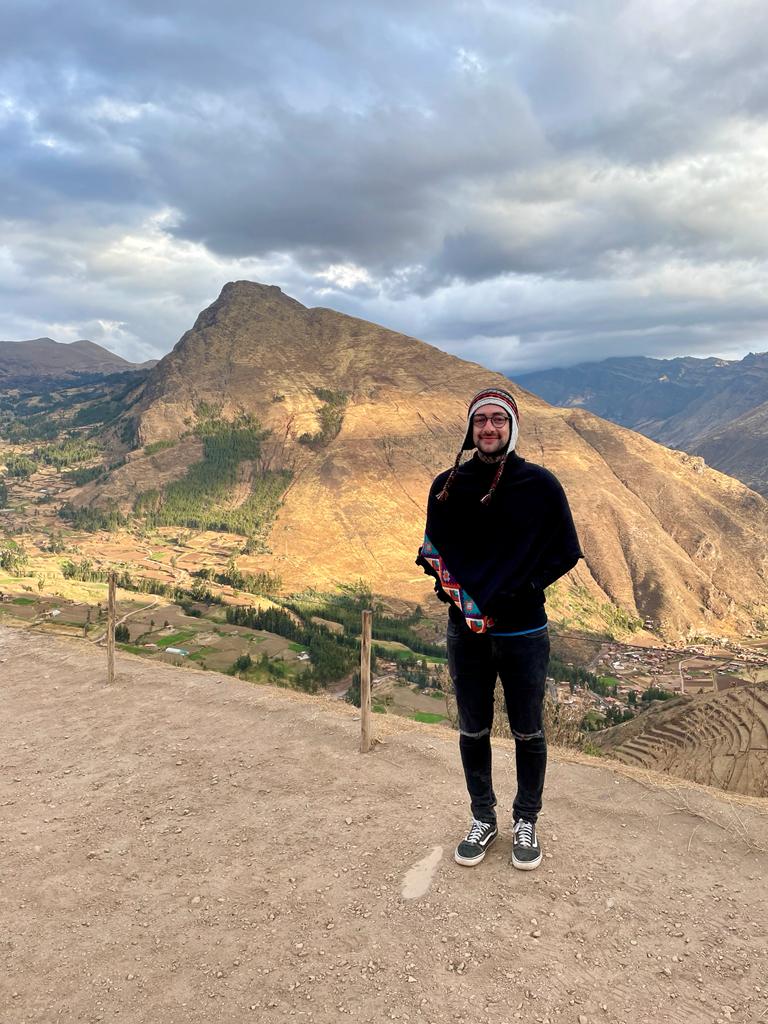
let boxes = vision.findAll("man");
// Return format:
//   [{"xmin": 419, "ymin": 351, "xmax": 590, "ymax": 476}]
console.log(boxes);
[{"xmin": 416, "ymin": 386, "xmax": 582, "ymax": 870}]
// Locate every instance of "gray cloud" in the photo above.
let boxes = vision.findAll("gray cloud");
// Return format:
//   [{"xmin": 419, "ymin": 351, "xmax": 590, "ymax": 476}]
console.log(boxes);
[{"xmin": 2, "ymin": 0, "xmax": 768, "ymax": 369}]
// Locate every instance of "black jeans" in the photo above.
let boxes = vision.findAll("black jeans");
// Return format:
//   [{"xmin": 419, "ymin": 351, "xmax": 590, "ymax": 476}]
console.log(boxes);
[{"xmin": 446, "ymin": 620, "xmax": 550, "ymax": 826}]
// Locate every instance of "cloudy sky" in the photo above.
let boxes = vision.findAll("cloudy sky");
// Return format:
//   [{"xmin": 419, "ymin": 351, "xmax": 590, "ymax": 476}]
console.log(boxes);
[{"xmin": 2, "ymin": 0, "xmax": 768, "ymax": 372}]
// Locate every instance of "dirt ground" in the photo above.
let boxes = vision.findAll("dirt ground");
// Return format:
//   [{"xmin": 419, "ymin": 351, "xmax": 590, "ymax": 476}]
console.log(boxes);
[{"xmin": 2, "ymin": 624, "xmax": 768, "ymax": 1024}]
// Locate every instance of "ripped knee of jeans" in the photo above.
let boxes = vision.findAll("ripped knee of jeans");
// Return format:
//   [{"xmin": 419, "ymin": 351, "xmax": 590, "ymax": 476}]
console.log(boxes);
[
  {"xmin": 459, "ymin": 727, "xmax": 491, "ymax": 739},
  {"xmin": 512, "ymin": 728, "xmax": 545, "ymax": 742}
]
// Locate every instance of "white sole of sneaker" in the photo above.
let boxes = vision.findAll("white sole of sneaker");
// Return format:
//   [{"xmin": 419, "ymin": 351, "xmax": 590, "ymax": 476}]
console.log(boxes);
[
  {"xmin": 454, "ymin": 849, "xmax": 486, "ymax": 866},
  {"xmin": 454, "ymin": 834, "xmax": 497, "ymax": 866},
  {"xmin": 511, "ymin": 850, "xmax": 542, "ymax": 871}
]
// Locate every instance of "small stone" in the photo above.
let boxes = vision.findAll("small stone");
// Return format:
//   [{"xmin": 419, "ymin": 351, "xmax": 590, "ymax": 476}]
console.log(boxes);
[
  {"xmin": 345, "ymin": 817, "xmax": 353, "ymax": 825},
  {"xmin": 662, "ymin": 967, "xmax": 672, "ymax": 977},
  {"xmin": 531, "ymin": 930, "xmax": 541, "ymax": 938},
  {"xmin": 191, "ymin": 896, "xmax": 201, "ymax": 906}
]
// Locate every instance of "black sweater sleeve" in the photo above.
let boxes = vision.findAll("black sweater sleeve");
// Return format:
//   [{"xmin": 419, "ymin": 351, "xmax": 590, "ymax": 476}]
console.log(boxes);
[{"xmin": 528, "ymin": 477, "xmax": 583, "ymax": 591}]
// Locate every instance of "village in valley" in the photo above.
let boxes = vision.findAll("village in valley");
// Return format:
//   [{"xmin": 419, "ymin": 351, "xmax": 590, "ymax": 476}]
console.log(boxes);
[{"xmin": 548, "ymin": 632, "xmax": 768, "ymax": 729}]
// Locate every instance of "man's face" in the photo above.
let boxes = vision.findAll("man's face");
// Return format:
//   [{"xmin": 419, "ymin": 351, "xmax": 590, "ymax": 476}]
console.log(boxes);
[{"xmin": 472, "ymin": 403, "xmax": 510, "ymax": 456}]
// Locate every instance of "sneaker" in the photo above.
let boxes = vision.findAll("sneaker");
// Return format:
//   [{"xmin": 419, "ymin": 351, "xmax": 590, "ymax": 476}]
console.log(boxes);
[
  {"xmin": 454, "ymin": 818, "xmax": 498, "ymax": 866},
  {"xmin": 511, "ymin": 818, "xmax": 542, "ymax": 870}
]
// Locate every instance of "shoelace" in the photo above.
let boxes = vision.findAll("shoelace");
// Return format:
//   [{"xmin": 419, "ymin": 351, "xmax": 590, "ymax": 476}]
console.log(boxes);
[
  {"xmin": 466, "ymin": 819, "xmax": 492, "ymax": 844},
  {"xmin": 514, "ymin": 820, "xmax": 536, "ymax": 848}
]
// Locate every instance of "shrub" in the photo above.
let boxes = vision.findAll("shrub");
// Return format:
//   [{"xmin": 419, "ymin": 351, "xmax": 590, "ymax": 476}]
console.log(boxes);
[
  {"xmin": 4, "ymin": 454, "xmax": 37, "ymax": 479},
  {"xmin": 297, "ymin": 388, "xmax": 348, "ymax": 449},
  {"xmin": 0, "ymin": 541, "xmax": 29, "ymax": 576},
  {"xmin": 641, "ymin": 686, "xmax": 674, "ymax": 702},
  {"xmin": 231, "ymin": 653, "xmax": 253, "ymax": 674},
  {"xmin": 144, "ymin": 439, "xmax": 177, "ymax": 456}
]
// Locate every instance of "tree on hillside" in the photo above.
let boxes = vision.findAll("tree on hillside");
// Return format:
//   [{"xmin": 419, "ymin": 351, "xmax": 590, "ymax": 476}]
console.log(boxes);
[
  {"xmin": 229, "ymin": 653, "xmax": 253, "ymax": 676},
  {"xmin": 642, "ymin": 686, "xmax": 674, "ymax": 702},
  {"xmin": 345, "ymin": 670, "xmax": 361, "ymax": 708},
  {"xmin": 0, "ymin": 541, "xmax": 29, "ymax": 576}
]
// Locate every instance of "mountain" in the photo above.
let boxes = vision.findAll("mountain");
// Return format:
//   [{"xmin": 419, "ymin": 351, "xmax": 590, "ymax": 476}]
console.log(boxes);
[
  {"xmin": 84, "ymin": 281, "xmax": 768, "ymax": 641},
  {"xmin": 516, "ymin": 352, "xmax": 768, "ymax": 494},
  {"xmin": 0, "ymin": 337, "xmax": 156, "ymax": 381},
  {"xmin": 693, "ymin": 398, "xmax": 768, "ymax": 496}
]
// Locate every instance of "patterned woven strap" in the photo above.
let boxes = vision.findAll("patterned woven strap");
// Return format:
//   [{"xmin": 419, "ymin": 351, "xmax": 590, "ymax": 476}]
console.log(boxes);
[{"xmin": 421, "ymin": 535, "xmax": 494, "ymax": 634}]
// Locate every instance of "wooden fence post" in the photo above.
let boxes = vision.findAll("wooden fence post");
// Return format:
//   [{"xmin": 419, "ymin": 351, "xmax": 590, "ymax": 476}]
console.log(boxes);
[
  {"xmin": 360, "ymin": 609, "xmax": 373, "ymax": 753},
  {"xmin": 107, "ymin": 572, "xmax": 116, "ymax": 685}
]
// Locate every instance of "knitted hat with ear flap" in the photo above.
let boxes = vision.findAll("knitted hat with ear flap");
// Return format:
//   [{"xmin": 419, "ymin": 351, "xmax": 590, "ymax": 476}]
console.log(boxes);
[{"xmin": 437, "ymin": 387, "xmax": 520, "ymax": 505}]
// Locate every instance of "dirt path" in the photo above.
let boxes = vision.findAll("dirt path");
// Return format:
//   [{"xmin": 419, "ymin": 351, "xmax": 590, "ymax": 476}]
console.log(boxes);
[
  {"xmin": 2, "ymin": 624, "xmax": 768, "ymax": 1024},
  {"xmin": 224, "ymin": 460, "xmax": 254, "ymax": 510},
  {"xmin": 89, "ymin": 598, "xmax": 162, "ymax": 644}
]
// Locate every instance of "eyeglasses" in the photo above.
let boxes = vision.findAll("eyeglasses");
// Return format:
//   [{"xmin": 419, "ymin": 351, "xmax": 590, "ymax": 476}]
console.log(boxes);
[{"xmin": 473, "ymin": 414, "xmax": 509, "ymax": 428}]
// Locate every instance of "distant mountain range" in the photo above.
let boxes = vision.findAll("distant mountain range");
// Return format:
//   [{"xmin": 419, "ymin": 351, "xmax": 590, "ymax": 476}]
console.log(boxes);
[
  {"xmin": 72, "ymin": 281, "xmax": 768, "ymax": 641},
  {"xmin": 516, "ymin": 353, "xmax": 768, "ymax": 495},
  {"xmin": 0, "ymin": 337, "xmax": 156, "ymax": 382}
]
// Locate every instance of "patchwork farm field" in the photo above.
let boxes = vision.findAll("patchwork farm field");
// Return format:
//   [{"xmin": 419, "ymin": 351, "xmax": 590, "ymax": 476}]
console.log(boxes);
[{"xmin": 0, "ymin": 587, "xmax": 312, "ymax": 682}]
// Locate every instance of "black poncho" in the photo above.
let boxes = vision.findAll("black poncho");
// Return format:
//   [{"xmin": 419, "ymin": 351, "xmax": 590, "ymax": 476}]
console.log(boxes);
[{"xmin": 416, "ymin": 452, "xmax": 583, "ymax": 632}]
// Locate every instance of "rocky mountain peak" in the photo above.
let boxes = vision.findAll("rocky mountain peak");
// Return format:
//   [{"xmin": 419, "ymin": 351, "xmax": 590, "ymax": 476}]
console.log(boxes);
[
  {"xmin": 93, "ymin": 281, "xmax": 768, "ymax": 641},
  {"xmin": 143, "ymin": 280, "xmax": 494, "ymax": 420}
]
